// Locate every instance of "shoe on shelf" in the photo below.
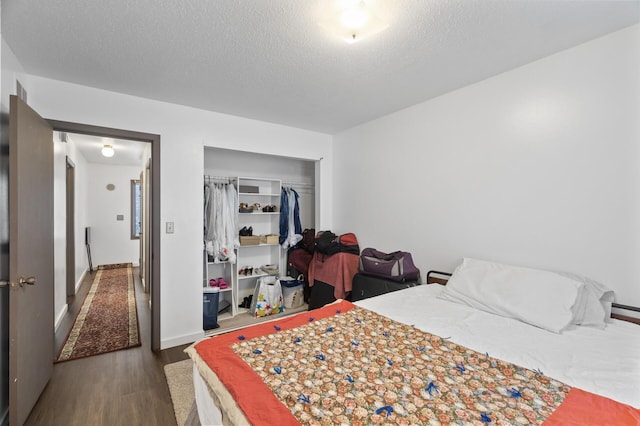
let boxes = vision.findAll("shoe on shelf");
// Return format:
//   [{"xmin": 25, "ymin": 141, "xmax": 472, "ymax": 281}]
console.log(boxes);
[
  {"xmin": 217, "ymin": 277, "xmax": 229, "ymax": 289},
  {"xmin": 239, "ymin": 295, "xmax": 253, "ymax": 309},
  {"xmin": 209, "ymin": 278, "xmax": 218, "ymax": 287},
  {"xmin": 239, "ymin": 203, "xmax": 252, "ymax": 213},
  {"xmin": 239, "ymin": 226, "xmax": 254, "ymax": 236}
]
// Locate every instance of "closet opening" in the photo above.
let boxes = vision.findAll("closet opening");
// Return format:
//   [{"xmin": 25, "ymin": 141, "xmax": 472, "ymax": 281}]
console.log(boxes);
[{"xmin": 203, "ymin": 147, "xmax": 317, "ymax": 334}]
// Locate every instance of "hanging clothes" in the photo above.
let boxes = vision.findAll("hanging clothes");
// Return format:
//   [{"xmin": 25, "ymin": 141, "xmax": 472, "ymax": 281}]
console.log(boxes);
[
  {"xmin": 279, "ymin": 187, "xmax": 302, "ymax": 249},
  {"xmin": 279, "ymin": 188, "xmax": 289, "ymax": 246},
  {"xmin": 288, "ymin": 188, "xmax": 302, "ymax": 247},
  {"xmin": 204, "ymin": 184, "xmax": 212, "ymax": 238},
  {"xmin": 223, "ymin": 183, "xmax": 238, "ymax": 263},
  {"xmin": 204, "ymin": 181, "xmax": 238, "ymax": 263}
]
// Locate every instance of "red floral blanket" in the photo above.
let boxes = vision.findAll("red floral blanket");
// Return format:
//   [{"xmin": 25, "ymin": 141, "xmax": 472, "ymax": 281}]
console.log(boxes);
[{"xmin": 194, "ymin": 300, "xmax": 640, "ymax": 425}]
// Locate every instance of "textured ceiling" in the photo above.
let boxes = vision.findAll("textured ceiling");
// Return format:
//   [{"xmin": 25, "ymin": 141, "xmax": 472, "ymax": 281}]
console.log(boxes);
[{"xmin": 3, "ymin": 0, "xmax": 639, "ymax": 134}]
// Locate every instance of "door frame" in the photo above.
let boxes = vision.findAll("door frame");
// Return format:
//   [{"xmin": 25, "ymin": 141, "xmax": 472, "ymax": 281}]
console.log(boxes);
[
  {"xmin": 46, "ymin": 119, "xmax": 162, "ymax": 351},
  {"xmin": 143, "ymin": 161, "xmax": 151, "ymax": 294},
  {"xmin": 65, "ymin": 156, "xmax": 76, "ymax": 297},
  {"xmin": 138, "ymin": 171, "xmax": 144, "ymax": 286}
]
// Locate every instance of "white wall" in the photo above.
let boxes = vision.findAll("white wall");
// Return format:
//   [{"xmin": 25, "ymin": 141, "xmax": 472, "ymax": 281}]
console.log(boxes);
[
  {"xmin": 333, "ymin": 25, "xmax": 640, "ymax": 307},
  {"xmin": 69, "ymin": 141, "xmax": 90, "ymax": 290},
  {"xmin": 23, "ymin": 77, "xmax": 332, "ymax": 348},
  {"xmin": 86, "ymin": 163, "xmax": 143, "ymax": 267},
  {"xmin": 52, "ymin": 134, "xmax": 95, "ymax": 331}
]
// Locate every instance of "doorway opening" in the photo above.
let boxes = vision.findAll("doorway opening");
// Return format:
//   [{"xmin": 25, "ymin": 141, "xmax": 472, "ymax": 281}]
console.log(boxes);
[{"xmin": 48, "ymin": 120, "xmax": 161, "ymax": 351}]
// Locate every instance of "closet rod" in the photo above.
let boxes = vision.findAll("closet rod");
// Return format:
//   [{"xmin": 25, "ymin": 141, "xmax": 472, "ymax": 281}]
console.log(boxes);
[{"xmin": 204, "ymin": 175, "xmax": 235, "ymax": 183}]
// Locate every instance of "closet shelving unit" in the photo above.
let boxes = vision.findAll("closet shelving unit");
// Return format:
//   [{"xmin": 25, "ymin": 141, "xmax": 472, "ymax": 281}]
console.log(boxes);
[
  {"xmin": 235, "ymin": 177, "xmax": 283, "ymax": 315},
  {"xmin": 203, "ymin": 176, "xmax": 284, "ymax": 323},
  {"xmin": 203, "ymin": 252, "xmax": 234, "ymax": 322},
  {"xmin": 203, "ymin": 175, "xmax": 237, "ymax": 322}
]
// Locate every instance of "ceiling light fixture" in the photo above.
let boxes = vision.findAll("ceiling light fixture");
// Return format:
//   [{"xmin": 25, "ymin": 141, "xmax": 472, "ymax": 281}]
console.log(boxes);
[
  {"xmin": 101, "ymin": 144, "xmax": 115, "ymax": 158},
  {"xmin": 320, "ymin": 0, "xmax": 389, "ymax": 44}
]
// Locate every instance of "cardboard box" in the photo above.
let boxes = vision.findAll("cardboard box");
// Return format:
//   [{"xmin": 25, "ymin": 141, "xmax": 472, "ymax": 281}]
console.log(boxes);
[
  {"xmin": 240, "ymin": 236, "xmax": 260, "ymax": 246},
  {"xmin": 260, "ymin": 234, "xmax": 279, "ymax": 245}
]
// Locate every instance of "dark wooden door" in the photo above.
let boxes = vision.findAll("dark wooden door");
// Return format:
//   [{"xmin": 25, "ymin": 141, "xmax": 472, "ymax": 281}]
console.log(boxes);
[{"xmin": 8, "ymin": 95, "xmax": 54, "ymax": 425}]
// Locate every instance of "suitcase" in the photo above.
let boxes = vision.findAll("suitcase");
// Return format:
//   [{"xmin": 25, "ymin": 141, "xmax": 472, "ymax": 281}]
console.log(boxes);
[
  {"xmin": 350, "ymin": 273, "xmax": 420, "ymax": 302},
  {"xmin": 308, "ymin": 280, "xmax": 338, "ymax": 310}
]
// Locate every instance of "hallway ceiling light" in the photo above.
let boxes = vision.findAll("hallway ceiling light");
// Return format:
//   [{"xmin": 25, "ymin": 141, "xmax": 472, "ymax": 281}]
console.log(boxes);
[
  {"xmin": 101, "ymin": 144, "xmax": 115, "ymax": 157},
  {"xmin": 319, "ymin": 0, "xmax": 389, "ymax": 44}
]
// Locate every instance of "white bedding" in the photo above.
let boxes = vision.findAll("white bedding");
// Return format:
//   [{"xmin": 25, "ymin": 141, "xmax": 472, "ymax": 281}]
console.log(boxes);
[
  {"xmin": 357, "ymin": 284, "xmax": 640, "ymax": 408},
  {"xmin": 192, "ymin": 284, "xmax": 640, "ymax": 424}
]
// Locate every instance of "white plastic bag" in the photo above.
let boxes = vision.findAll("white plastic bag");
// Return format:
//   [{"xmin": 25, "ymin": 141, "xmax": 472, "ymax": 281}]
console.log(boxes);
[{"xmin": 250, "ymin": 276, "xmax": 284, "ymax": 317}]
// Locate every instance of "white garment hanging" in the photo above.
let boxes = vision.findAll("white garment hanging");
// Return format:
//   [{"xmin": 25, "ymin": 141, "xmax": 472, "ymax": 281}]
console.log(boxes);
[
  {"xmin": 204, "ymin": 182, "xmax": 238, "ymax": 263},
  {"xmin": 222, "ymin": 183, "xmax": 238, "ymax": 263}
]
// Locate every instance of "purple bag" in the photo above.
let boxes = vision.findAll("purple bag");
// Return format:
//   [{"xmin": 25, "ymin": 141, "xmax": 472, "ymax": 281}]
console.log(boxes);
[{"xmin": 359, "ymin": 248, "xmax": 420, "ymax": 282}]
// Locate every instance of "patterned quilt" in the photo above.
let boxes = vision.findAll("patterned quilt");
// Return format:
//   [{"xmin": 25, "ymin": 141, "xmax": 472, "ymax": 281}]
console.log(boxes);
[{"xmin": 194, "ymin": 300, "xmax": 640, "ymax": 425}]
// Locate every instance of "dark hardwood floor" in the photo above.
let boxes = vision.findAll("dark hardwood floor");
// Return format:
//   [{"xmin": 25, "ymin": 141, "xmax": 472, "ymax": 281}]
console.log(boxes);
[{"xmin": 26, "ymin": 267, "xmax": 190, "ymax": 426}]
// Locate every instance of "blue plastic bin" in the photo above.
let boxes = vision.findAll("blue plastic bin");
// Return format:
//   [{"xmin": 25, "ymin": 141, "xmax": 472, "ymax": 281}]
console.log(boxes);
[{"xmin": 203, "ymin": 288, "xmax": 220, "ymax": 330}]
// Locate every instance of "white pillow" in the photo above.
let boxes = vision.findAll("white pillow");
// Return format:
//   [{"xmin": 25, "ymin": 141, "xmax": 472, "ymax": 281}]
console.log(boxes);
[
  {"xmin": 438, "ymin": 258, "xmax": 584, "ymax": 333},
  {"xmin": 556, "ymin": 272, "xmax": 615, "ymax": 327}
]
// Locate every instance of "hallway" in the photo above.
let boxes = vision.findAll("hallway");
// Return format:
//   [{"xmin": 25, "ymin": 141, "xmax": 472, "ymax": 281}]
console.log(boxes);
[{"xmin": 25, "ymin": 268, "xmax": 189, "ymax": 425}]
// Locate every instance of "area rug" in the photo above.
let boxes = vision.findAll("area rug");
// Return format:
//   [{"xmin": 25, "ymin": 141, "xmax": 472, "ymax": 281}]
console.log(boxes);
[
  {"xmin": 164, "ymin": 359, "xmax": 201, "ymax": 426},
  {"xmin": 98, "ymin": 262, "xmax": 133, "ymax": 270},
  {"xmin": 56, "ymin": 263, "xmax": 140, "ymax": 362}
]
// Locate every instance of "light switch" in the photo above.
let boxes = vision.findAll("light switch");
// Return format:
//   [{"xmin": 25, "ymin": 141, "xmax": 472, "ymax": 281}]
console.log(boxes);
[{"xmin": 166, "ymin": 222, "xmax": 174, "ymax": 234}]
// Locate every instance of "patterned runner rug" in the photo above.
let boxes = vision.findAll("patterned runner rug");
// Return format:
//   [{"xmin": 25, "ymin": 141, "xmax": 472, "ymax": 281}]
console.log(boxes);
[{"xmin": 56, "ymin": 263, "xmax": 141, "ymax": 362}]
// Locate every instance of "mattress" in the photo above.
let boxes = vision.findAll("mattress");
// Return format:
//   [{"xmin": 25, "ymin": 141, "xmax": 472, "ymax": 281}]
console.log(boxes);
[{"xmin": 188, "ymin": 284, "xmax": 640, "ymax": 424}]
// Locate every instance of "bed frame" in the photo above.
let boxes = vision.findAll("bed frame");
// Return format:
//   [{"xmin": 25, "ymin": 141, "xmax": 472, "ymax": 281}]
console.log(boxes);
[{"xmin": 425, "ymin": 270, "xmax": 640, "ymax": 326}]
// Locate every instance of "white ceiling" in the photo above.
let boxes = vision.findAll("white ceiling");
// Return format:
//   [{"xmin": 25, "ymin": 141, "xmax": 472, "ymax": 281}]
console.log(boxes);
[
  {"xmin": 3, "ymin": 0, "xmax": 639, "ymax": 134},
  {"xmin": 63, "ymin": 133, "xmax": 148, "ymax": 166}
]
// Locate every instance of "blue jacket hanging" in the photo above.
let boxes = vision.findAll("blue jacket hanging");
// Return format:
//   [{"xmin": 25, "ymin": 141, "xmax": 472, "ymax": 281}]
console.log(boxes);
[
  {"xmin": 291, "ymin": 188, "xmax": 302, "ymax": 236},
  {"xmin": 279, "ymin": 187, "xmax": 302, "ymax": 248},
  {"xmin": 279, "ymin": 188, "xmax": 289, "ymax": 245}
]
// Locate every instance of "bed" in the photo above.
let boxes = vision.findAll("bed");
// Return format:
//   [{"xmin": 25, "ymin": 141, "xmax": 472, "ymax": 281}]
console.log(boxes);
[{"xmin": 186, "ymin": 258, "xmax": 640, "ymax": 425}]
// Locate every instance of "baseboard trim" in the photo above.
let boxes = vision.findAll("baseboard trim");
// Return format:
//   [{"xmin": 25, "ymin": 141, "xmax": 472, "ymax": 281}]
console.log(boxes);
[
  {"xmin": 161, "ymin": 330, "xmax": 205, "ymax": 350},
  {"xmin": 75, "ymin": 268, "xmax": 89, "ymax": 293},
  {"xmin": 55, "ymin": 304, "xmax": 69, "ymax": 332}
]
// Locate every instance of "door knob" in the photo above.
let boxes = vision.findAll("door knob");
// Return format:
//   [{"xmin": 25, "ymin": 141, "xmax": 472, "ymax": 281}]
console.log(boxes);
[
  {"xmin": 0, "ymin": 277, "xmax": 35, "ymax": 288},
  {"xmin": 19, "ymin": 276, "xmax": 36, "ymax": 287}
]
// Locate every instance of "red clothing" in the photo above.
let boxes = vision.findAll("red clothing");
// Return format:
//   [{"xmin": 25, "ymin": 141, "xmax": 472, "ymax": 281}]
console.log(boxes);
[{"xmin": 307, "ymin": 251, "xmax": 359, "ymax": 299}]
